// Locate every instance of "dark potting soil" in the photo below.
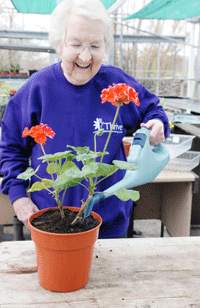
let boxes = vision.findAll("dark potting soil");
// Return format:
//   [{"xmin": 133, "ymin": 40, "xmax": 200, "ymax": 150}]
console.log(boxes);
[{"xmin": 31, "ymin": 208, "xmax": 100, "ymax": 234}]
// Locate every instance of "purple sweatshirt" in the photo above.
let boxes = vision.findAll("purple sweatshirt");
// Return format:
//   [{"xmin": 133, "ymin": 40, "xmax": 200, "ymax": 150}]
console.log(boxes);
[{"xmin": 0, "ymin": 62, "xmax": 170, "ymax": 238}]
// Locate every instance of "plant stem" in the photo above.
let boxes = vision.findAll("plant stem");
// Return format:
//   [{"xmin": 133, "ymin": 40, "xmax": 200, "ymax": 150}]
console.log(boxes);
[
  {"xmin": 61, "ymin": 189, "xmax": 67, "ymax": 206},
  {"xmin": 40, "ymin": 144, "xmax": 55, "ymax": 182},
  {"xmin": 100, "ymin": 105, "xmax": 120, "ymax": 165},
  {"xmin": 55, "ymin": 189, "xmax": 65, "ymax": 219},
  {"xmin": 94, "ymin": 133, "xmax": 97, "ymax": 153},
  {"xmin": 41, "ymin": 144, "xmax": 46, "ymax": 156},
  {"xmin": 71, "ymin": 194, "xmax": 93, "ymax": 226},
  {"xmin": 41, "ymin": 144, "xmax": 65, "ymax": 219},
  {"xmin": 93, "ymin": 105, "xmax": 120, "ymax": 190}
]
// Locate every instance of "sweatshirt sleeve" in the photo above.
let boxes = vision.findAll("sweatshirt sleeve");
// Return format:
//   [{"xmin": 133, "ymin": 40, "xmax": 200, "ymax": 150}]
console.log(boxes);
[
  {"xmin": 0, "ymin": 80, "xmax": 41, "ymax": 203},
  {"xmin": 138, "ymin": 84, "xmax": 170, "ymax": 138}
]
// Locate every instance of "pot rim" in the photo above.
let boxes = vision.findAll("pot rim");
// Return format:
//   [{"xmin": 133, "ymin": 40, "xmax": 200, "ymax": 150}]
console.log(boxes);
[{"xmin": 28, "ymin": 206, "xmax": 102, "ymax": 237}]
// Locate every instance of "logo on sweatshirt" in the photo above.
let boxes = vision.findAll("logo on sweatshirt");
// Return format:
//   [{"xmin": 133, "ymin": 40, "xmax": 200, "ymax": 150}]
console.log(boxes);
[{"xmin": 93, "ymin": 118, "xmax": 123, "ymax": 133}]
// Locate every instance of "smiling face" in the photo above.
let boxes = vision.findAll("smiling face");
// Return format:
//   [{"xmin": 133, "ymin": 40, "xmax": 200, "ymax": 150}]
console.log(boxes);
[{"xmin": 60, "ymin": 14, "xmax": 106, "ymax": 86}]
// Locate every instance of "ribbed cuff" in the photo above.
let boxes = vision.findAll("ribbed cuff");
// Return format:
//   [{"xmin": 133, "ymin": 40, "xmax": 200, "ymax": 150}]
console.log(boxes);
[{"xmin": 8, "ymin": 184, "xmax": 28, "ymax": 204}]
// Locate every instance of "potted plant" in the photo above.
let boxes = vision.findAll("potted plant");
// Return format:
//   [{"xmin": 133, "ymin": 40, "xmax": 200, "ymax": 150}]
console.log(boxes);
[
  {"xmin": 0, "ymin": 83, "xmax": 19, "ymax": 124},
  {"xmin": 15, "ymin": 64, "xmax": 21, "ymax": 74},
  {"xmin": 13, "ymin": 63, "xmax": 26, "ymax": 75},
  {"xmin": 18, "ymin": 67, "xmax": 27, "ymax": 76},
  {"xmin": 0, "ymin": 64, "xmax": 9, "ymax": 76},
  {"xmin": 10, "ymin": 64, "xmax": 18, "ymax": 76},
  {"xmin": 123, "ymin": 141, "xmax": 132, "ymax": 157},
  {"xmin": 9, "ymin": 90, "xmax": 17, "ymax": 97},
  {"xmin": 17, "ymin": 83, "xmax": 140, "ymax": 292},
  {"xmin": 0, "ymin": 82, "xmax": 19, "ymax": 96}
]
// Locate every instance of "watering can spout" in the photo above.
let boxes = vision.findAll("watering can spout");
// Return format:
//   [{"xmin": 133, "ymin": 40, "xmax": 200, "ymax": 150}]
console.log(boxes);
[{"xmin": 84, "ymin": 127, "xmax": 170, "ymax": 217}]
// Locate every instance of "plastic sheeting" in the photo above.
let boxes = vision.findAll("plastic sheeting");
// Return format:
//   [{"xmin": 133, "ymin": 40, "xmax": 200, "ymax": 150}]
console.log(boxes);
[
  {"xmin": 10, "ymin": 0, "xmax": 117, "ymax": 14},
  {"xmin": 124, "ymin": 0, "xmax": 200, "ymax": 20}
]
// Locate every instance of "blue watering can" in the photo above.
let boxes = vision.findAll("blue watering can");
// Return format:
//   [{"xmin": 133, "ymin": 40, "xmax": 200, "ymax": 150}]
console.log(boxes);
[{"xmin": 84, "ymin": 127, "xmax": 170, "ymax": 217}]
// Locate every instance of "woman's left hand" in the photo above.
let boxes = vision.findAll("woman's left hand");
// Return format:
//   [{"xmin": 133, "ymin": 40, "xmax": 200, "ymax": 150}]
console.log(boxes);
[{"xmin": 140, "ymin": 119, "xmax": 165, "ymax": 145}]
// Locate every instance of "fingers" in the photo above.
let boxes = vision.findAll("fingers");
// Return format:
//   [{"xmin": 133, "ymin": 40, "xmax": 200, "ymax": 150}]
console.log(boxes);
[
  {"xmin": 140, "ymin": 120, "xmax": 165, "ymax": 145},
  {"xmin": 13, "ymin": 197, "xmax": 39, "ymax": 229}
]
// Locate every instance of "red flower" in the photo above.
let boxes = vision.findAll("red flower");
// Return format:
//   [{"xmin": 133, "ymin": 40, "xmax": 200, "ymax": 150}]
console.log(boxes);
[
  {"xmin": 101, "ymin": 83, "xmax": 140, "ymax": 107},
  {"xmin": 43, "ymin": 125, "xmax": 55, "ymax": 138},
  {"xmin": 34, "ymin": 132, "xmax": 47, "ymax": 145},
  {"xmin": 29, "ymin": 126, "xmax": 43, "ymax": 138},
  {"xmin": 22, "ymin": 127, "xmax": 30, "ymax": 137},
  {"xmin": 22, "ymin": 124, "xmax": 55, "ymax": 145}
]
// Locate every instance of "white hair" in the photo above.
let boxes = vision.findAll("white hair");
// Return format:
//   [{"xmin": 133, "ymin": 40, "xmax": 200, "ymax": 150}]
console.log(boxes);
[{"xmin": 49, "ymin": 0, "xmax": 114, "ymax": 56}]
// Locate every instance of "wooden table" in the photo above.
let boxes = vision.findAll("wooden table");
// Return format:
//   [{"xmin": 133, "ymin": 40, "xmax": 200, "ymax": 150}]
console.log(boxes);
[
  {"xmin": 1, "ymin": 237, "xmax": 200, "ymax": 307},
  {"xmin": 134, "ymin": 170, "xmax": 197, "ymax": 237}
]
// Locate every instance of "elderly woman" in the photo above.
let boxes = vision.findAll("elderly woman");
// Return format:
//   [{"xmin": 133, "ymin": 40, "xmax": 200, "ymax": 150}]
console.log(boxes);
[{"xmin": 0, "ymin": 0, "xmax": 170, "ymax": 238}]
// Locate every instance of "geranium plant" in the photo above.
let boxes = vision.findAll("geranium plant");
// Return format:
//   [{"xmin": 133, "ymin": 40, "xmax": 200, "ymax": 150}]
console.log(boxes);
[{"xmin": 17, "ymin": 83, "xmax": 140, "ymax": 225}]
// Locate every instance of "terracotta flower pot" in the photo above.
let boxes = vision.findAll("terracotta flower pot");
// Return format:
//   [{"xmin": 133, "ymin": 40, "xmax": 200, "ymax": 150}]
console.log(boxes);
[
  {"xmin": 28, "ymin": 206, "xmax": 102, "ymax": 292},
  {"xmin": 0, "ymin": 71, "xmax": 8, "ymax": 76},
  {"xmin": 10, "ymin": 72, "xmax": 17, "ymax": 76},
  {"xmin": 9, "ymin": 90, "xmax": 17, "ymax": 96},
  {"xmin": 123, "ymin": 141, "xmax": 131, "ymax": 157},
  {"xmin": 18, "ymin": 72, "xmax": 26, "ymax": 76}
]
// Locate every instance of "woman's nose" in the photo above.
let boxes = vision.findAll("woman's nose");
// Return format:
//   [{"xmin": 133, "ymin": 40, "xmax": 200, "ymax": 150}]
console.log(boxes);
[{"xmin": 78, "ymin": 47, "xmax": 92, "ymax": 62}]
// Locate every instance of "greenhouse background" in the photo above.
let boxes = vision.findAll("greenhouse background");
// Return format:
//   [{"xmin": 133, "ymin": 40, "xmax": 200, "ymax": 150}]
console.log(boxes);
[{"xmin": 0, "ymin": 0, "xmax": 200, "ymax": 101}]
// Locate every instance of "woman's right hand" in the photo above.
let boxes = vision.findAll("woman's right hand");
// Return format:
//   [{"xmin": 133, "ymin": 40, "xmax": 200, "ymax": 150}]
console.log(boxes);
[{"xmin": 13, "ymin": 197, "xmax": 39, "ymax": 229}]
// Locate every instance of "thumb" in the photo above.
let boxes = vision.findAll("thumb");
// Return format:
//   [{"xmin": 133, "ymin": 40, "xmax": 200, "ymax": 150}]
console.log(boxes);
[
  {"xmin": 140, "ymin": 121, "xmax": 153, "ymax": 129},
  {"xmin": 33, "ymin": 205, "xmax": 39, "ymax": 212},
  {"xmin": 32, "ymin": 203, "xmax": 40, "ymax": 213}
]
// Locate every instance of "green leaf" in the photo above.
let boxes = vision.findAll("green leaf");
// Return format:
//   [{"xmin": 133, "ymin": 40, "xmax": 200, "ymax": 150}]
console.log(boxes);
[
  {"xmin": 17, "ymin": 166, "xmax": 40, "ymax": 180},
  {"xmin": 61, "ymin": 161, "xmax": 76, "ymax": 173},
  {"xmin": 81, "ymin": 162, "xmax": 99, "ymax": 177},
  {"xmin": 68, "ymin": 146, "xmax": 95, "ymax": 162},
  {"xmin": 112, "ymin": 160, "xmax": 138, "ymax": 171},
  {"xmin": 67, "ymin": 146, "xmax": 89, "ymax": 154},
  {"xmin": 76, "ymin": 152, "xmax": 100, "ymax": 162},
  {"xmin": 28, "ymin": 181, "xmax": 51, "ymax": 192},
  {"xmin": 38, "ymin": 150, "xmax": 75, "ymax": 162},
  {"xmin": 68, "ymin": 145, "xmax": 108, "ymax": 162},
  {"xmin": 46, "ymin": 162, "xmax": 59, "ymax": 174},
  {"xmin": 54, "ymin": 166, "xmax": 84, "ymax": 190},
  {"xmin": 95, "ymin": 163, "xmax": 118, "ymax": 178},
  {"xmin": 29, "ymin": 179, "xmax": 54, "ymax": 192},
  {"xmin": 113, "ymin": 187, "xmax": 140, "ymax": 201},
  {"xmin": 42, "ymin": 179, "xmax": 54, "ymax": 188}
]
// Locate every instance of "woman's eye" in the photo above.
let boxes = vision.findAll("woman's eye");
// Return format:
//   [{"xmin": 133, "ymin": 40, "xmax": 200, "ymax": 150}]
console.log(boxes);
[{"xmin": 91, "ymin": 45, "xmax": 99, "ymax": 49}]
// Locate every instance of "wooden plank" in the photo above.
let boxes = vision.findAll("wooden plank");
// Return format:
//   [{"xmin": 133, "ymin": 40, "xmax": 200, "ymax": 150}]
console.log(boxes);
[
  {"xmin": 174, "ymin": 123, "xmax": 200, "ymax": 138},
  {"xmin": 0, "ymin": 238, "xmax": 200, "ymax": 306},
  {"xmin": 163, "ymin": 98, "xmax": 200, "ymax": 114},
  {"xmin": 153, "ymin": 169, "xmax": 196, "ymax": 183}
]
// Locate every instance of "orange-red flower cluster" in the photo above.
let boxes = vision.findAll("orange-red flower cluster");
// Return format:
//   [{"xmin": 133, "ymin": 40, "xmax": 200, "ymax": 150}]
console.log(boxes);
[
  {"xmin": 101, "ymin": 83, "xmax": 140, "ymax": 107},
  {"xmin": 22, "ymin": 124, "xmax": 55, "ymax": 145}
]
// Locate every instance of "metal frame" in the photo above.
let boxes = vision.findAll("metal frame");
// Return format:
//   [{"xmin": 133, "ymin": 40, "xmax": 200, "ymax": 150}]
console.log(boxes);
[{"xmin": 0, "ymin": 23, "xmax": 199, "ymax": 98}]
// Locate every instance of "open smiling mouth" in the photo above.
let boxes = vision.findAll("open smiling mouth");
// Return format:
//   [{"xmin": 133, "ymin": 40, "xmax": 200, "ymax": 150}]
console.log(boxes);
[{"xmin": 76, "ymin": 63, "xmax": 90, "ymax": 69}]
